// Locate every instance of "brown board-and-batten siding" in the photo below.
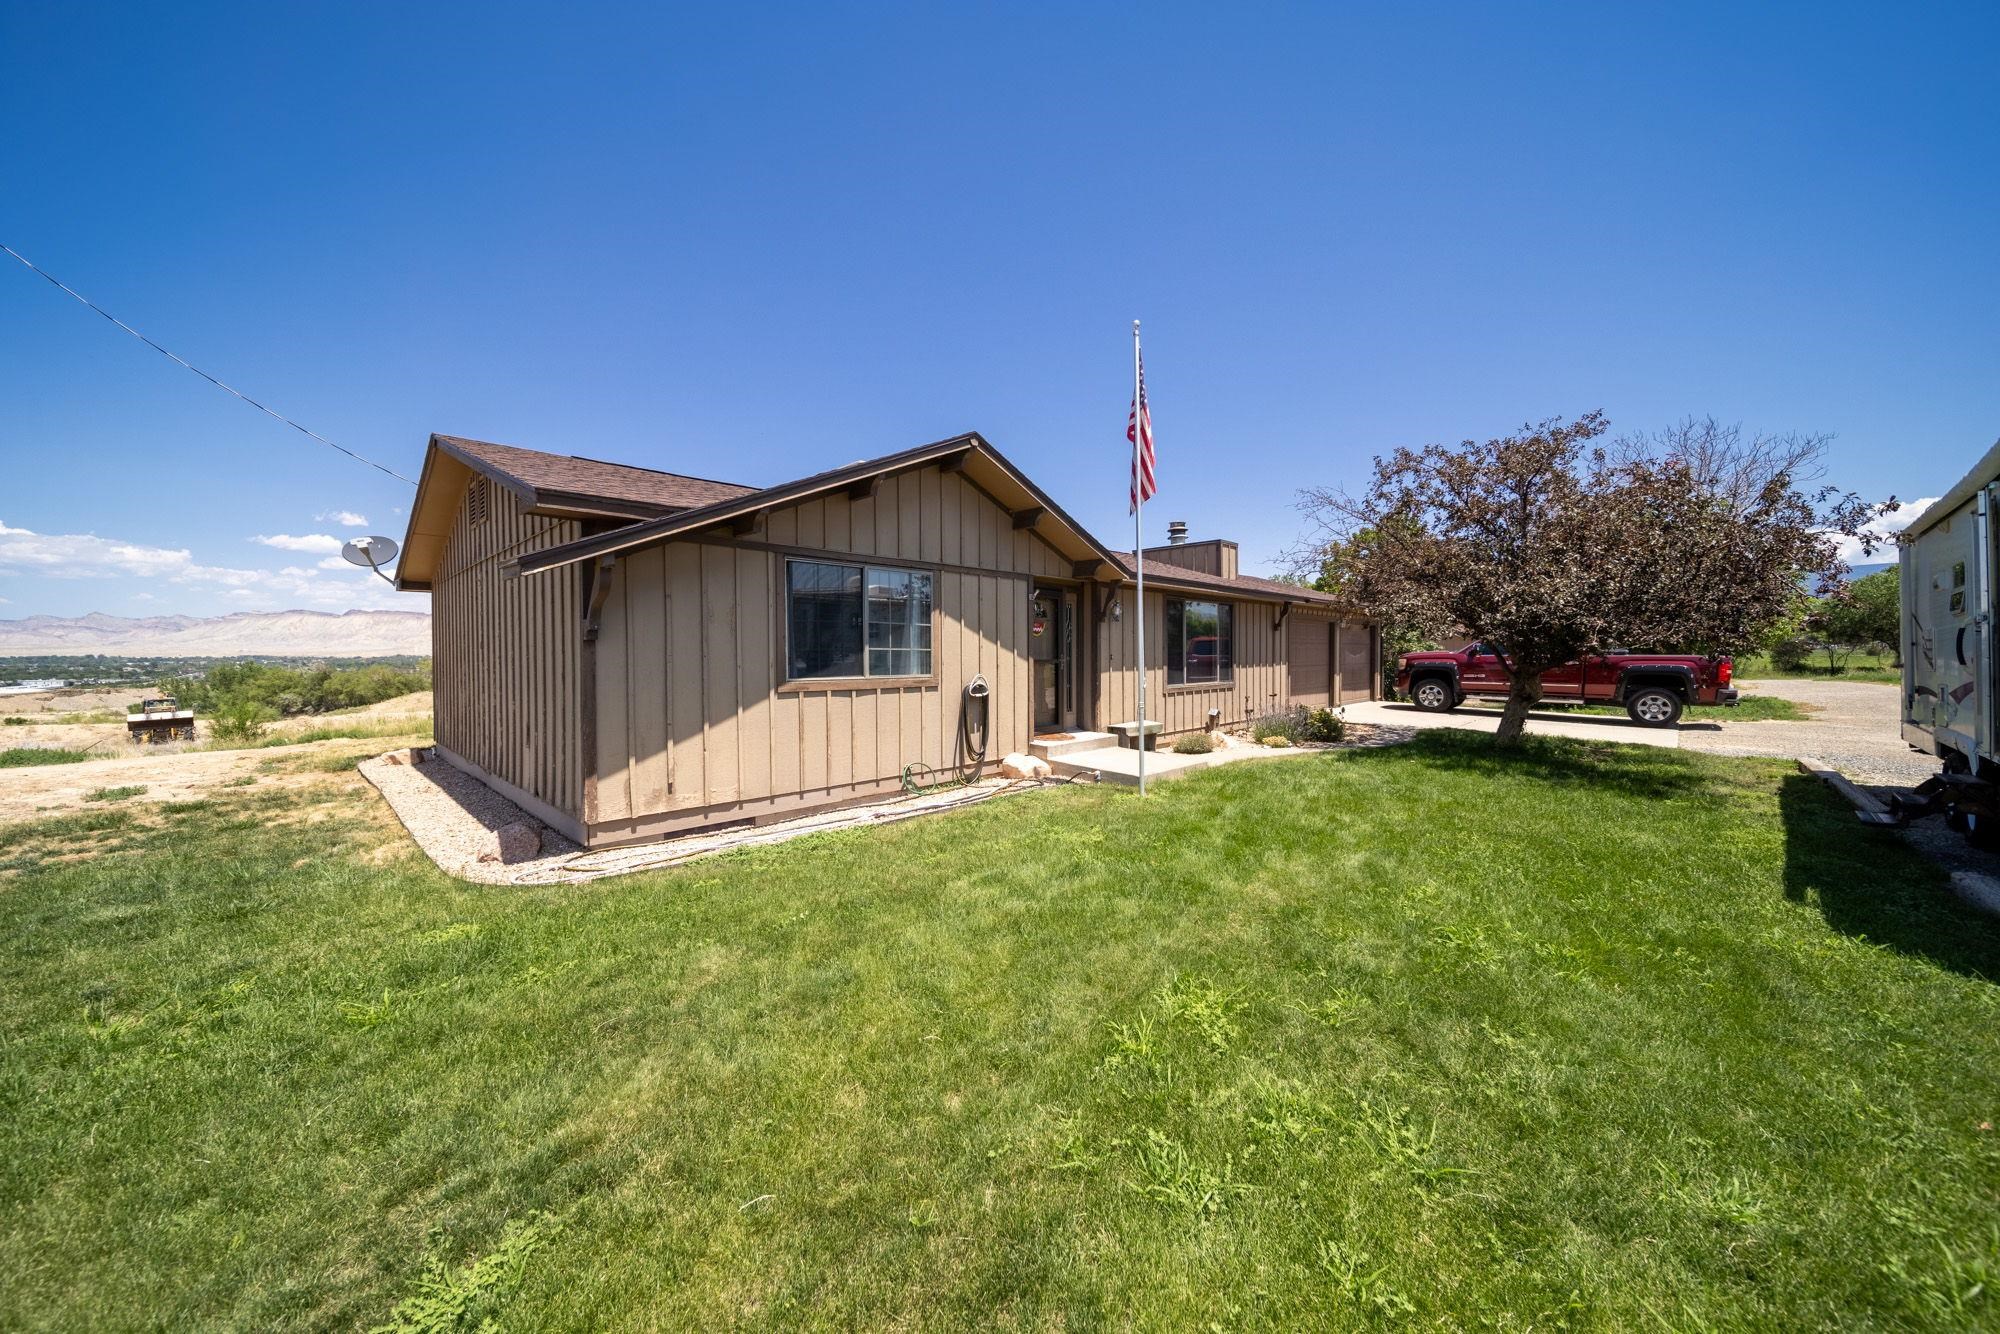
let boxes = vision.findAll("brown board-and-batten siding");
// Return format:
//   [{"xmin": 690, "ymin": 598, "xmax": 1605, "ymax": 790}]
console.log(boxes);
[
  {"xmin": 589, "ymin": 461, "xmax": 1076, "ymax": 844},
  {"xmin": 431, "ymin": 478, "xmax": 586, "ymax": 838},
  {"xmin": 1095, "ymin": 588, "xmax": 1290, "ymax": 735}
]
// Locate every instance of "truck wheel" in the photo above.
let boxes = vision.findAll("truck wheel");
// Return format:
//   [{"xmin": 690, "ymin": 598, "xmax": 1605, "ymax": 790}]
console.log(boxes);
[
  {"xmin": 1626, "ymin": 687, "xmax": 1683, "ymax": 727},
  {"xmin": 1410, "ymin": 678, "xmax": 1455, "ymax": 712}
]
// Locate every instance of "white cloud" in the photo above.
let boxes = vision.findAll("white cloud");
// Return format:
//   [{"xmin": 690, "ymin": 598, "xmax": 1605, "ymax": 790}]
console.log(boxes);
[
  {"xmin": 253, "ymin": 533, "xmax": 345, "ymax": 554},
  {"xmin": 1832, "ymin": 495, "xmax": 1936, "ymax": 565},
  {"xmin": 316, "ymin": 510, "xmax": 369, "ymax": 527},
  {"xmin": 0, "ymin": 518, "xmax": 408, "ymax": 611}
]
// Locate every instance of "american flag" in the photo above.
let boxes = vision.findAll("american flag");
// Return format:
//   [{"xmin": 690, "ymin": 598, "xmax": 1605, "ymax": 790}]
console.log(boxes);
[{"xmin": 1128, "ymin": 351, "xmax": 1156, "ymax": 512}]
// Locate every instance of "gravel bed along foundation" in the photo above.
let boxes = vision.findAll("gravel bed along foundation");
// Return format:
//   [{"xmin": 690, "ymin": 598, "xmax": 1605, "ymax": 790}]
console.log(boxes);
[{"xmin": 360, "ymin": 750, "xmax": 1051, "ymax": 885}]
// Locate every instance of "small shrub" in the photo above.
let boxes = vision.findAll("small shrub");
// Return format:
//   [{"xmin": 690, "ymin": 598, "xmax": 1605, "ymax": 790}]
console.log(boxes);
[
  {"xmin": 1768, "ymin": 637, "xmax": 1813, "ymax": 672},
  {"xmin": 0, "ymin": 747, "xmax": 92, "ymax": 768},
  {"xmin": 209, "ymin": 701, "xmax": 279, "ymax": 744},
  {"xmin": 84, "ymin": 785, "xmax": 146, "ymax": 803},
  {"xmin": 1262, "ymin": 735, "xmax": 1294, "ymax": 748},
  {"xmin": 1172, "ymin": 733, "xmax": 1215, "ymax": 755},
  {"xmin": 1299, "ymin": 707, "xmax": 1346, "ymax": 743},
  {"xmin": 1250, "ymin": 711, "xmax": 1299, "ymax": 742},
  {"xmin": 3, "ymin": 716, "xmax": 26, "ymax": 726}
]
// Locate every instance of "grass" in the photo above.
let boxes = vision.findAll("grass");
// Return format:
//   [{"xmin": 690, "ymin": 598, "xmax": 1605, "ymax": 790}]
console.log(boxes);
[
  {"xmin": 1462, "ymin": 695, "xmax": 1811, "ymax": 722},
  {"xmin": 194, "ymin": 716, "xmax": 436, "ymax": 751},
  {"xmin": 0, "ymin": 747, "xmax": 92, "ymax": 767},
  {"xmin": 82, "ymin": 785, "xmax": 146, "ymax": 803},
  {"xmin": 1735, "ymin": 650, "xmax": 1902, "ymax": 684},
  {"xmin": 2, "ymin": 734, "xmax": 1998, "ymax": 1328}
]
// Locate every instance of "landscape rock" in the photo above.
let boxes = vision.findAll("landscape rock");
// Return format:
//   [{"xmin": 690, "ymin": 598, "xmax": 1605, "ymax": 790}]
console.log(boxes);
[
  {"xmin": 478, "ymin": 820, "xmax": 543, "ymax": 864},
  {"xmin": 999, "ymin": 752, "xmax": 1053, "ymax": 780}
]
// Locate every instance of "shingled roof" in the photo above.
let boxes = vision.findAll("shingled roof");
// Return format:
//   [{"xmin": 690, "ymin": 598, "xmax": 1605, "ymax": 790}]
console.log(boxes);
[
  {"xmin": 1112, "ymin": 553, "xmax": 1348, "ymax": 607},
  {"xmin": 433, "ymin": 435, "xmax": 757, "ymax": 518}
]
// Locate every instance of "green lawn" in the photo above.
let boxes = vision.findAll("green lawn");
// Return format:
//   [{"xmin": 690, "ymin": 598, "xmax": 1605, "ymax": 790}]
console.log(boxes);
[
  {"xmin": 1734, "ymin": 650, "xmax": 1902, "ymax": 685},
  {"xmin": 3, "ymin": 734, "xmax": 1998, "ymax": 1329},
  {"xmin": 1460, "ymin": 694, "xmax": 1809, "ymax": 722}
]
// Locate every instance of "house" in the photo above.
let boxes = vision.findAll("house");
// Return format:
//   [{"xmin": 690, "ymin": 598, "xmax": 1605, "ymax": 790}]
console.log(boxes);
[{"xmin": 394, "ymin": 432, "xmax": 1373, "ymax": 848}]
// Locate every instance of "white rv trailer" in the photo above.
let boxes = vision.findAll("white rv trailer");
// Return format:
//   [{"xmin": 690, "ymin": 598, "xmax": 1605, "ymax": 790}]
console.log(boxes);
[{"xmin": 1897, "ymin": 437, "xmax": 2000, "ymax": 845}]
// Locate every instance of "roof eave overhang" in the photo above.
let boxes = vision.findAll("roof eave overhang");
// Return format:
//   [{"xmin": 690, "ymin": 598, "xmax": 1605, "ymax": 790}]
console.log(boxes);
[
  {"xmin": 1114, "ymin": 562, "xmax": 1353, "ymax": 610},
  {"xmin": 512, "ymin": 434, "xmax": 1124, "ymax": 578},
  {"xmin": 394, "ymin": 436, "xmax": 473, "ymax": 590}
]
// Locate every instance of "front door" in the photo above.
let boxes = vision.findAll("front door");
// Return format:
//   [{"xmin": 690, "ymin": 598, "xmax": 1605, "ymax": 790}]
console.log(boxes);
[{"xmin": 1031, "ymin": 588, "xmax": 1076, "ymax": 731}]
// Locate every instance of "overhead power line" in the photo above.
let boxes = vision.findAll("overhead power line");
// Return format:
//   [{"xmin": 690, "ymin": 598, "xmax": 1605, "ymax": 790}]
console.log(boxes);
[{"xmin": 1, "ymin": 242, "xmax": 416, "ymax": 486}]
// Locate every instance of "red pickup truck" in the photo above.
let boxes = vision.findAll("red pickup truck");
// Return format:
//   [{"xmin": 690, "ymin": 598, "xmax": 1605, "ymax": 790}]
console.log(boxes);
[{"xmin": 1395, "ymin": 643, "xmax": 1738, "ymax": 727}]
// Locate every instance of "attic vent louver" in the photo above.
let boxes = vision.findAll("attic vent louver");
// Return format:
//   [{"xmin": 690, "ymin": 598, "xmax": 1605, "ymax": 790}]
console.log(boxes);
[{"xmin": 468, "ymin": 477, "xmax": 490, "ymax": 527}]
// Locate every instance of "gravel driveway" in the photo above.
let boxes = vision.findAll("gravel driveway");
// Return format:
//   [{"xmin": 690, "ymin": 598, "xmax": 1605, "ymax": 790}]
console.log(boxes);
[{"xmin": 1680, "ymin": 677, "xmax": 1933, "ymax": 785}]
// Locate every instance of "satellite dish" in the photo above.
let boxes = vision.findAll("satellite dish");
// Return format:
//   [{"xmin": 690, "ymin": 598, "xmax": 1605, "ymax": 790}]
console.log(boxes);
[{"xmin": 341, "ymin": 535, "xmax": 400, "ymax": 584}]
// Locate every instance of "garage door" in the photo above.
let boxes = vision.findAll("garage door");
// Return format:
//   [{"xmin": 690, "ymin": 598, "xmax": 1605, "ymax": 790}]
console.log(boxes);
[
  {"xmin": 1288, "ymin": 617, "xmax": 1332, "ymax": 709},
  {"xmin": 1337, "ymin": 621, "xmax": 1375, "ymax": 703}
]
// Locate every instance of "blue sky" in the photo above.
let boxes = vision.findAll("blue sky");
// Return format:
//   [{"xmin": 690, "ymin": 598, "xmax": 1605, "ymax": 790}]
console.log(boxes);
[{"xmin": 2, "ymin": 2, "xmax": 1994, "ymax": 619}]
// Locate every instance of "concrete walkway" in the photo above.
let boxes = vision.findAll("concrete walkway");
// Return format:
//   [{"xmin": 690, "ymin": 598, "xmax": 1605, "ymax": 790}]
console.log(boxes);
[
  {"xmin": 1035, "ymin": 725, "xmax": 1414, "ymax": 786},
  {"xmin": 1338, "ymin": 699, "xmax": 1684, "ymax": 748}
]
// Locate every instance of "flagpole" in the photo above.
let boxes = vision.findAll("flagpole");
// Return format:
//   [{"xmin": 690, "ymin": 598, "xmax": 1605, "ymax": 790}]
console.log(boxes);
[{"xmin": 1132, "ymin": 319, "xmax": 1147, "ymax": 796}]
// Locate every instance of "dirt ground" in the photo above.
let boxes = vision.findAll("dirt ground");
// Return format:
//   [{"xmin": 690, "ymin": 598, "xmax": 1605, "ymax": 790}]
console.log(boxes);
[
  {"xmin": 0, "ymin": 689, "xmax": 433, "ymax": 758},
  {"xmin": 0, "ymin": 732, "xmax": 432, "ymax": 825},
  {"xmin": 0, "ymin": 689, "xmax": 435, "ymax": 825},
  {"xmin": 0, "ymin": 685, "xmax": 153, "ymax": 719}
]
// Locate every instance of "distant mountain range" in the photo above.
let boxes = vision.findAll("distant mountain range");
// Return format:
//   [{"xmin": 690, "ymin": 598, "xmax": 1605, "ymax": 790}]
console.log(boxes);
[{"xmin": 0, "ymin": 610, "xmax": 431, "ymax": 657}]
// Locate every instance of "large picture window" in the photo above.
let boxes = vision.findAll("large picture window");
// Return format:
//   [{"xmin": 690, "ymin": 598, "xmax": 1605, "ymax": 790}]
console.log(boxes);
[
  {"xmin": 787, "ymin": 560, "xmax": 933, "ymax": 681},
  {"xmin": 1166, "ymin": 598, "xmax": 1233, "ymax": 686}
]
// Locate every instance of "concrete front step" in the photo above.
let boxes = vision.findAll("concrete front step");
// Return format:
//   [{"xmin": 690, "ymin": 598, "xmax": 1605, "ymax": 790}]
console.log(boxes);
[
  {"xmin": 1029, "ymin": 730, "xmax": 1120, "ymax": 759},
  {"xmin": 1045, "ymin": 744, "xmax": 1227, "ymax": 786}
]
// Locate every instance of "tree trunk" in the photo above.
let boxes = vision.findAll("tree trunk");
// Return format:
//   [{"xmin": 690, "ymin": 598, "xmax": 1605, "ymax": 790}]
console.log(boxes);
[{"xmin": 1495, "ymin": 672, "xmax": 1542, "ymax": 745}]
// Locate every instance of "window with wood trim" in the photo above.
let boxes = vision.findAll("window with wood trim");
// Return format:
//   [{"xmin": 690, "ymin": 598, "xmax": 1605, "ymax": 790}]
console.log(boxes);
[
  {"xmin": 786, "ymin": 559, "xmax": 934, "ymax": 681},
  {"xmin": 468, "ymin": 477, "xmax": 490, "ymax": 527},
  {"xmin": 1166, "ymin": 598, "xmax": 1233, "ymax": 685}
]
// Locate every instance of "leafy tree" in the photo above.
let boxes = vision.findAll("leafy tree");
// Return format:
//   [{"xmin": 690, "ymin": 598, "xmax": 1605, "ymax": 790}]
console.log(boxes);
[
  {"xmin": 1307, "ymin": 525, "xmax": 1436, "ymax": 697},
  {"xmin": 1806, "ymin": 568, "xmax": 1902, "ymax": 671},
  {"xmin": 158, "ymin": 660, "xmax": 431, "ymax": 718},
  {"xmin": 1837, "ymin": 568, "xmax": 1901, "ymax": 662},
  {"xmin": 1294, "ymin": 413, "xmax": 1889, "ymax": 744}
]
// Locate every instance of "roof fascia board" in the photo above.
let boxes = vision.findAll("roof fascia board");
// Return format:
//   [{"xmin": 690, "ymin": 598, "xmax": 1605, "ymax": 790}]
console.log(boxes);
[
  {"xmin": 431, "ymin": 434, "xmax": 542, "ymax": 510},
  {"xmin": 516, "ymin": 435, "xmax": 988, "ymax": 575},
  {"xmin": 1115, "ymin": 564, "xmax": 1345, "ymax": 607},
  {"xmin": 396, "ymin": 438, "xmax": 472, "ymax": 590},
  {"xmin": 514, "ymin": 432, "xmax": 1128, "ymax": 579}
]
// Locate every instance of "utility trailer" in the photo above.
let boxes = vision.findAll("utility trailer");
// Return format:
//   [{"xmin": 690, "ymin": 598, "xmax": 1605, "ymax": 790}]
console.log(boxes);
[
  {"xmin": 1893, "ymin": 437, "xmax": 2000, "ymax": 846},
  {"xmin": 126, "ymin": 696, "xmax": 197, "ymax": 744}
]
